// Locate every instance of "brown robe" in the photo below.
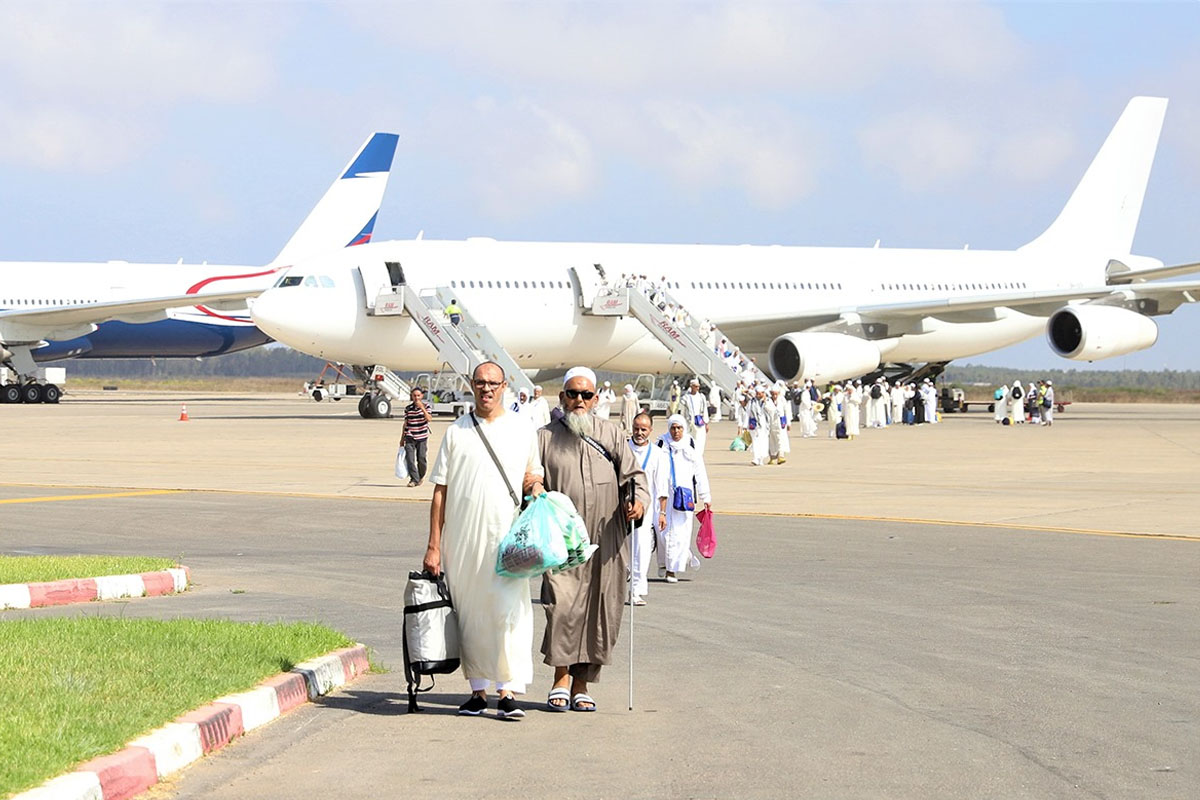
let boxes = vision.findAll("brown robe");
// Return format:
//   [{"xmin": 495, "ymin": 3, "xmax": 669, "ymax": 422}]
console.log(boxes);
[{"xmin": 537, "ymin": 416, "xmax": 649, "ymax": 681}]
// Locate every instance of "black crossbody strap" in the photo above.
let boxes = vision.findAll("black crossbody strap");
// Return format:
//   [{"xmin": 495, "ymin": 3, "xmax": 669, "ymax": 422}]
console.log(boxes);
[
  {"xmin": 581, "ymin": 433, "xmax": 617, "ymax": 472},
  {"xmin": 470, "ymin": 412, "xmax": 521, "ymax": 508}
]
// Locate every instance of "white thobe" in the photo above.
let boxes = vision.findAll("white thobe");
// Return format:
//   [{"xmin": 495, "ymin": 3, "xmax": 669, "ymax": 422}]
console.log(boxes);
[
  {"xmin": 428, "ymin": 410, "xmax": 543, "ymax": 693},
  {"xmin": 922, "ymin": 386, "xmax": 938, "ymax": 423},
  {"xmin": 709, "ymin": 385, "xmax": 723, "ymax": 422},
  {"xmin": 628, "ymin": 439, "xmax": 670, "ymax": 598},
  {"xmin": 829, "ymin": 391, "xmax": 844, "ymax": 425},
  {"xmin": 994, "ymin": 388, "xmax": 1008, "ymax": 423},
  {"xmin": 681, "ymin": 390, "xmax": 709, "ymax": 452},
  {"xmin": 530, "ymin": 396, "xmax": 551, "ymax": 428},
  {"xmin": 594, "ymin": 388, "xmax": 617, "ymax": 419},
  {"xmin": 844, "ymin": 387, "xmax": 861, "ymax": 436},
  {"xmin": 767, "ymin": 398, "xmax": 788, "ymax": 457},
  {"xmin": 891, "ymin": 387, "xmax": 905, "ymax": 426},
  {"xmin": 748, "ymin": 398, "xmax": 770, "ymax": 464},
  {"xmin": 1043, "ymin": 388, "xmax": 1055, "ymax": 424},
  {"xmin": 800, "ymin": 390, "xmax": 817, "ymax": 437},
  {"xmin": 658, "ymin": 438, "xmax": 711, "ymax": 573}
]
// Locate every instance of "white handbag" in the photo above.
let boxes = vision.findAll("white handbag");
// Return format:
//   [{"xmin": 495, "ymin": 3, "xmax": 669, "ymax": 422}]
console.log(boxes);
[{"xmin": 394, "ymin": 443, "xmax": 409, "ymax": 480}]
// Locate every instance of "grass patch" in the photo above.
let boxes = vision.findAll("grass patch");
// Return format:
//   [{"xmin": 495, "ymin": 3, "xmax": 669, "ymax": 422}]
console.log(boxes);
[
  {"xmin": 0, "ymin": 617, "xmax": 354, "ymax": 797},
  {"xmin": 0, "ymin": 556, "xmax": 178, "ymax": 586}
]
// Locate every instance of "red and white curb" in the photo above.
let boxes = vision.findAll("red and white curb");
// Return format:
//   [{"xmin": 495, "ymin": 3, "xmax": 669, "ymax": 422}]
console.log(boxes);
[
  {"xmin": 13, "ymin": 644, "xmax": 370, "ymax": 800},
  {"xmin": 0, "ymin": 567, "xmax": 190, "ymax": 610}
]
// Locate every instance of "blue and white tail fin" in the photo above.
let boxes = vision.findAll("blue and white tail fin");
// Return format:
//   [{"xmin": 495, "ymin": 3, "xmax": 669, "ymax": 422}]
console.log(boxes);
[
  {"xmin": 270, "ymin": 132, "xmax": 400, "ymax": 267},
  {"xmin": 1020, "ymin": 97, "xmax": 1167, "ymax": 272}
]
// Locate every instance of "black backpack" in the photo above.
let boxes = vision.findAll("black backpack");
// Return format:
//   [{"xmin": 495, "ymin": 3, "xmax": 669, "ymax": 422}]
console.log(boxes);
[
  {"xmin": 1011, "ymin": 385, "xmax": 1023, "ymax": 400},
  {"xmin": 870, "ymin": 384, "xmax": 882, "ymax": 399}
]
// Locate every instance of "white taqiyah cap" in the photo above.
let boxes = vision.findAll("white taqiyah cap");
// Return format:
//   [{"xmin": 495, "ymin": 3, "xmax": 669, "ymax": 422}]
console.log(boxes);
[
  {"xmin": 604, "ymin": 381, "xmax": 611, "ymax": 387},
  {"xmin": 689, "ymin": 378, "xmax": 700, "ymax": 385},
  {"xmin": 563, "ymin": 367, "xmax": 597, "ymax": 387}
]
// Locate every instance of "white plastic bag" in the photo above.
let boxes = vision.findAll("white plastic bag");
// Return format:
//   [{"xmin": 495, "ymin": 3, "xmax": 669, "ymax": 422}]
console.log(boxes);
[{"xmin": 394, "ymin": 443, "xmax": 409, "ymax": 481}]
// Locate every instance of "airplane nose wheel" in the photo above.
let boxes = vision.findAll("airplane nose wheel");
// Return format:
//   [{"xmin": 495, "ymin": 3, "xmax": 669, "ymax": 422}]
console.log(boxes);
[{"xmin": 358, "ymin": 393, "xmax": 374, "ymax": 418}]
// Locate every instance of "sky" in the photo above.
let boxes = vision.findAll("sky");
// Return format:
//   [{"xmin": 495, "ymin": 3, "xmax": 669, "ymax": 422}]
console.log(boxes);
[{"xmin": 0, "ymin": 0, "xmax": 1197, "ymax": 370}]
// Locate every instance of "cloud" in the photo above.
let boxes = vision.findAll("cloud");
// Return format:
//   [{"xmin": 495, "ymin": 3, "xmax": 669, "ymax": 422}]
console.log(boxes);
[
  {"xmin": 0, "ymin": 3, "xmax": 281, "ymax": 171},
  {"xmin": 858, "ymin": 111, "xmax": 983, "ymax": 190}
]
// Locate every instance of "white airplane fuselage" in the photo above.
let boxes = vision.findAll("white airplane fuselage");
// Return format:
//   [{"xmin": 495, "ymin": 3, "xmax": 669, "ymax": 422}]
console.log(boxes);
[{"xmin": 251, "ymin": 237, "xmax": 1082, "ymax": 375}]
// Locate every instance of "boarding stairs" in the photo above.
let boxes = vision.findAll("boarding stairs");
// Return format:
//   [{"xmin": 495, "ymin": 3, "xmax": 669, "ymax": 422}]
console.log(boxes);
[
  {"xmin": 370, "ymin": 282, "xmax": 535, "ymax": 400},
  {"xmin": 588, "ymin": 283, "xmax": 766, "ymax": 396}
]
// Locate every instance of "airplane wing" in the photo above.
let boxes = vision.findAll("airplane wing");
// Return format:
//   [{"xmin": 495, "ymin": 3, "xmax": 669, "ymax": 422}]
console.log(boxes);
[
  {"xmin": 1106, "ymin": 259, "xmax": 1200, "ymax": 284},
  {"xmin": 717, "ymin": 278, "xmax": 1200, "ymax": 349},
  {"xmin": 0, "ymin": 288, "xmax": 264, "ymax": 343}
]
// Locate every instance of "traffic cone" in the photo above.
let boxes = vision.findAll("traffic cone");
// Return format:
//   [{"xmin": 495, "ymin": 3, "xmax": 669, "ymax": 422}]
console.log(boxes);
[{"xmin": 179, "ymin": 404, "xmax": 189, "ymax": 422}]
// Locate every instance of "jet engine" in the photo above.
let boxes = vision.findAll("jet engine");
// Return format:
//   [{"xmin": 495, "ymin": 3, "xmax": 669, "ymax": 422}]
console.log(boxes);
[
  {"xmin": 1046, "ymin": 305, "xmax": 1158, "ymax": 361},
  {"xmin": 767, "ymin": 332, "xmax": 881, "ymax": 383}
]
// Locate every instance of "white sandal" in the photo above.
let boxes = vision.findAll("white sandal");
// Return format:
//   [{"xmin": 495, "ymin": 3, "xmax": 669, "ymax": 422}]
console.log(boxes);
[{"xmin": 547, "ymin": 687, "xmax": 570, "ymax": 712}]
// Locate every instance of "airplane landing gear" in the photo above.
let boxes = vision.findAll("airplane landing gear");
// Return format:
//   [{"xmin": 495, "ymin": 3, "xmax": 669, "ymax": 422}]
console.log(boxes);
[{"xmin": 358, "ymin": 392, "xmax": 392, "ymax": 419}]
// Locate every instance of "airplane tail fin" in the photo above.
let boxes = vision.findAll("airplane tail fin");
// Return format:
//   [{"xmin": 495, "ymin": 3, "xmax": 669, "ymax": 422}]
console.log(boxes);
[
  {"xmin": 270, "ymin": 132, "xmax": 400, "ymax": 267},
  {"xmin": 1020, "ymin": 97, "xmax": 1167, "ymax": 268}
]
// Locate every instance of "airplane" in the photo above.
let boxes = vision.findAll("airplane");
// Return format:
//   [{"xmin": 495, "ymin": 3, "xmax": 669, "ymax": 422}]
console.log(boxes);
[
  {"xmin": 0, "ymin": 131, "xmax": 400, "ymax": 403},
  {"xmin": 249, "ymin": 97, "xmax": 1199, "ymax": 410}
]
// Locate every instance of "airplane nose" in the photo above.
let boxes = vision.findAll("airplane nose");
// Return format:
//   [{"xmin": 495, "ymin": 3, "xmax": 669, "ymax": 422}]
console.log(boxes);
[{"xmin": 250, "ymin": 288, "xmax": 308, "ymax": 349}]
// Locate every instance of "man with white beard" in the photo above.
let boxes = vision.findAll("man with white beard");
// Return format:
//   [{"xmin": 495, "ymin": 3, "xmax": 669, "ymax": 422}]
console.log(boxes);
[
  {"xmin": 680, "ymin": 378, "xmax": 710, "ymax": 453},
  {"xmin": 627, "ymin": 413, "xmax": 669, "ymax": 606},
  {"xmin": 747, "ymin": 385, "xmax": 771, "ymax": 465},
  {"xmin": 656, "ymin": 415, "xmax": 712, "ymax": 583},
  {"xmin": 594, "ymin": 381, "xmax": 617, "ymax": 420},
  {"xmin": 538, "ymin": 367, "xmax": 648, "ymax": 712}
]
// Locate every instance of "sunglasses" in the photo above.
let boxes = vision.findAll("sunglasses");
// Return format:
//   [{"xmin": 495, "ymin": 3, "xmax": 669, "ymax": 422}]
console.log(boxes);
[{"xmin": 564, "ymin": 389, "xmax": 595, "ymax": 400}]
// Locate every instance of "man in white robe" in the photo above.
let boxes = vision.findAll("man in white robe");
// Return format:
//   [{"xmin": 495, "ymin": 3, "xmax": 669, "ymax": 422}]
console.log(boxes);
[
  {"xmin": 768, "ymin": 386, "xmax": 789, "ymax": 463},
  {"xmin": 800, "ymin": 380, "xmax": 818, "ymax": 438},
  {"xmin": 891, "ymin": 381, "xmax": 905, "ymax": 428},
  {"xmin": 657, "ymin": 415, "xmax": 712, "ymax": 581},
  {"xmin": 425, "ymin": 362, "xmax": 544, "ymax": 719},
  {"xmin": 680, "ymin": 378, "xmax": 710, "ymax": 453},
  {"xmin": 844, "ymin": 381, "xmax": 862, "ymax": 439},
  {"xmin": 922, "ymin": 379, "xmax": 939, "ymax": 424},
  {"xmin": 530, "ymin": 386, "xmax": 551, "ymax": 428},
  {"xmin": 594, "ymin": 381, "xmax": 617, "ymax": 419},
  {"xmin": 748, "ymin": 386, "xmax": 770, "ymax": 465},
  {"xmin": 1042, "ymin": 381, "xmax": 1055, "ymax": 426},
  {"xmin": 708, "ymin": 383, "xmax": 723, "ymax": 423},
  {"xmin": 994, "ymin": 384, "xmax": 1008, "ymax": 424},
  {"xmin": 628, "ymin": 412, "xmax": 669, "ymax": 605}
]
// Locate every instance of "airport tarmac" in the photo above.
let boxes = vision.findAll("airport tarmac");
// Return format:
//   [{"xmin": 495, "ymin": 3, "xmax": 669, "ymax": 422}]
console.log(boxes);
[{"xmin": 3, "ymin": 393, "xmax": 1199, "ymax": 798}]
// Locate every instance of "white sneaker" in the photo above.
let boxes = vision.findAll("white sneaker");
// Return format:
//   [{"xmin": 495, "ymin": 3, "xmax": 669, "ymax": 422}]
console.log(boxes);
[
  {"xmin": 666, "ymin": 575, "xmax": 679, "ymax": 584},
  {"xmin": 632, "ymin": 595, "xmax": 647, "ymax": 606}
]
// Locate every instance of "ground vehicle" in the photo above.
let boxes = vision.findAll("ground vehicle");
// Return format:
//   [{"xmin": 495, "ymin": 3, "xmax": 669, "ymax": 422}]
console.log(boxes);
[
  {"xmin": 302, "ymin": 363, "xmax": 359, "ymax": 402},
  {"xmin": 411, "ymin": 371, "xmax": 474, "ymax": 417}
]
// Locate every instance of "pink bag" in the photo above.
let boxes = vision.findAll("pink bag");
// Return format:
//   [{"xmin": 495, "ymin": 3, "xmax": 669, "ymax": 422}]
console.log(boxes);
[{"xmin": 695, "ymin": 508, "xmax": 716, "ymax": 559}]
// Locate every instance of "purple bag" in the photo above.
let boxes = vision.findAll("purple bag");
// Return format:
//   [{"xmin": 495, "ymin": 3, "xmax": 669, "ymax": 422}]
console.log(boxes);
[{"xmin": 695, "ymin": 508, "xmax": 716, "ymax": 559}]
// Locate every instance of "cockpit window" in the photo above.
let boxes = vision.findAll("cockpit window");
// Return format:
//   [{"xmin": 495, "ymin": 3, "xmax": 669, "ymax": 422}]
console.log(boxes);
[
  {"xmin": 303, "ymin": 275, "xmax": 318, "ymax": 288},
  {"xmin": 276, "ymin": 275, "xmax": 303, "ymax": 288},
  {"xmin": 319, "ymin": 276, "xmax": 335, "ymax": 288}
]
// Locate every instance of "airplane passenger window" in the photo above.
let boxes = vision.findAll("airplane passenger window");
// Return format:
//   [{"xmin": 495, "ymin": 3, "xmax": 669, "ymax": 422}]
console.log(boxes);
[{"xmin": 488, "ymin": 281, "xmax": 494, "ymax": 288}]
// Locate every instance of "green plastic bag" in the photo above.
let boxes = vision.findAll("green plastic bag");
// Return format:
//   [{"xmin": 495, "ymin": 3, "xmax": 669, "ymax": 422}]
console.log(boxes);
[
  {"xmin": 729, "ymin": 436, "xmax": 746, "ymax": 451},
  {"xmin": 495, "ymin": 494, "xmax": 569, "ymax": 578},
  {"xmin": 541, "ymin": 491, "xmax": 597, "ymax": 571}
]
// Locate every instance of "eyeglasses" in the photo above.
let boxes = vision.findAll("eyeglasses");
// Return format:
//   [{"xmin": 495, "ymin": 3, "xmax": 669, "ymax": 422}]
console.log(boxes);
[
  {"xmin": 564, "ymin": 389, "xmax": 595, "ymax": 400},
  {"xmin": 473, "ymin": 379, "xmax": 504, "ymax": 389}
]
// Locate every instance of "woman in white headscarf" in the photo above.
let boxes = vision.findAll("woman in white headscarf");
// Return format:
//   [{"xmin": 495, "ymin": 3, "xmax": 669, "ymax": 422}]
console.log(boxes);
[{"xmin": 656, "ymin": 415, "xmax": 712, "ymax": 582}]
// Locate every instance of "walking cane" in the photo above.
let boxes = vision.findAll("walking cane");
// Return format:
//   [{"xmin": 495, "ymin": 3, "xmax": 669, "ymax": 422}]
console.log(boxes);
[{"xmin": 627, "ymin": 479, "xmax": 636, "ymax": 711}]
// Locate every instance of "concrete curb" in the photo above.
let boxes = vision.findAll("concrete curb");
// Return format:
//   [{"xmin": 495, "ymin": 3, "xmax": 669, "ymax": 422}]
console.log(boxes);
[
  {"xmin": 0, "ymin": 567, "xmax": 190, "ymax": 610},
  {"xmin": 12, "ymin": 644, "xmax": 370, "ymax": 800}
]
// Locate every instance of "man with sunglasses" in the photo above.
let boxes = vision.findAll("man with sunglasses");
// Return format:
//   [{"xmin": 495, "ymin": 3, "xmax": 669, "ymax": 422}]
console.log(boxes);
[
  {"xmin": 537, "ymin": 366, "xmax": 649, "ymax": 712},
  {"xmin": 424, "ymin": 362, "xmax": 545, "ymax": 719}
]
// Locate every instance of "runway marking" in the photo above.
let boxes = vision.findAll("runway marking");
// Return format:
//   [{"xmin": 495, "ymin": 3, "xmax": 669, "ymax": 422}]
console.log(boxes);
[
  {"xmin": 0, "ymin": 489, "xmax": 180, "ymax": 505},
  {"xmin": 2, "ymin": 482, "xmax": 1196, "ymax": 542}
]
